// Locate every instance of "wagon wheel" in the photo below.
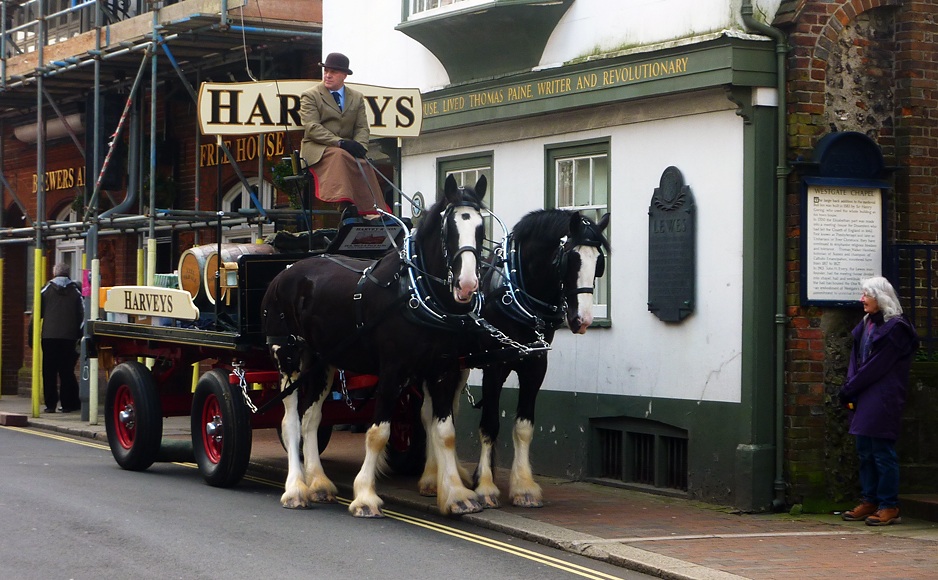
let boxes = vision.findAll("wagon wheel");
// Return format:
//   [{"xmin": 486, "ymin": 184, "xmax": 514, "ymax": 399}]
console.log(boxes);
[
  {"xmin": 275, "ymin": 423, "xmax": 333, "ymax": 459},
  {"xmin": 105, "ymin": 361, "xmax": 163, "ymax": 472},
  {"xmin": 386, "ymin": 384, "xmax": 426, "ymax": 476},
  {"xmin": 191, "ymin": 369, "xmax": 253, "ymax": 488}
]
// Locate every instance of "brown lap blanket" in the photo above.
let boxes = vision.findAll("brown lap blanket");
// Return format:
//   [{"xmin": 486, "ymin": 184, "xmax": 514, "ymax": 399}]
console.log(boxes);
[{"xmin": 311, "ymin": 148, "xmax": 388, "ymax": 215}]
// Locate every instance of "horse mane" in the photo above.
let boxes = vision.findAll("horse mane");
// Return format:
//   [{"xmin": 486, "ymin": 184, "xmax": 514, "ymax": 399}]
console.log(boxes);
[
  {"xmin": 412, "ymin": 196, "xmax": 447, "ymax": 245},
  {"xmin": 512, "ymin": 210, "xmax": 573, "ymax": 244},
  {"xmin": 513, "ymin": 209, "xmax": 611, "ymax": 252}
]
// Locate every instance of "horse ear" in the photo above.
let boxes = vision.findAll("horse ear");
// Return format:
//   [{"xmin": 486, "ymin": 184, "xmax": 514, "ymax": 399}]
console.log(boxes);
[
  {"xmin": 443, "ymin": 174, "xmax": 459, "ymax": 203},
  {"xmin": 473, "ymin": 175, "xmax": 487, "ymax": 200},
  {"xmin": 568, "ymin": 210, "xmax": 583, "ymax": 235},
  {"xmin": 597, "ymin": 212, "xmax": 610, "ymax": 232}
]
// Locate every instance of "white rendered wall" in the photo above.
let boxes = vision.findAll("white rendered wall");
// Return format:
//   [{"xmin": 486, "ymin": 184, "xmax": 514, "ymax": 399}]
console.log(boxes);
[
  {"xmin": 322, "ymin": 2, "xmax": 449, "ymax": 89},
  {"xmin": 324, "ymin": 0, "xmax": 782, "ymax": 89},
  {"xmin": 403, "ymin": 108, "xmax": 745, "ymax": 404}
]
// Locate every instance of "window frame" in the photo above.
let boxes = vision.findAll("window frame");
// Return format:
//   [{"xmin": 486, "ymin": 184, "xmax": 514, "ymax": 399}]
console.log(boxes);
[
  {"xmin": 545, "ymin": 138, "xmax": 611, "ymax": 324},
  {"xmin": 437, "ymin": 151, "xmax": 495, "ymax": 243},
  {"xmin": 221, "ymin": 177, "xmax": 275, "ymax": 244}
]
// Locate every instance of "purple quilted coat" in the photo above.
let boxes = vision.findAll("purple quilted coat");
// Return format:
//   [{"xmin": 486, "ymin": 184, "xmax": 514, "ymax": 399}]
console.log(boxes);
[{"xmin": 841, "ymin": 312, "xmax": 919, "ymax": 440}]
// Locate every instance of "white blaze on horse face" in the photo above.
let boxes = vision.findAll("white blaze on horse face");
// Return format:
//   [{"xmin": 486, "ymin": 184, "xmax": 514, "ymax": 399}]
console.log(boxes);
[
  {"xmin": 452, "ymin": 207, "xmax": 483, "ymax": 303},
  {"xmin": 573, "ymin": 245, "xmax": 599, "ymax": 333}
]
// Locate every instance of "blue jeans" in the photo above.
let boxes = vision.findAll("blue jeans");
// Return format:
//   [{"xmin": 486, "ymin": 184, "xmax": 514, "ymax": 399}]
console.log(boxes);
[{"xmin": 856, "ymin": 435, "xmax": 899, "ymax": 509}]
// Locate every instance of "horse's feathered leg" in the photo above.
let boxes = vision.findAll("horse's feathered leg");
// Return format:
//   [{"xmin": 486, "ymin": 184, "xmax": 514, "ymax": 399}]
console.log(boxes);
[
  {"xmin": 508, "ymin": 359, "xmax": 546, "ymax": 508},
  {"xmin": 302, "ymin": 366, "xmax": 337, "ymax": 503},
  {"xmin": 349, "ymin": 421, "xmax": 390, "ymax": 517},
  {"xmin": 473, "ymin": 364, "xmax": 510, "ymax": 508},
  {"xmin": 429, "ymin": 369, "xmax": 482, "ymax": 516},
  {"xmin": 280, "ymin": 381, "xmax": 309, "ymax": 509},
  {"xmin": 418, "ymin": 384, "xmax": 437, "ymax": 496},
  {"xmin": 419, "ymin": 383, "xmax": 471, "ymax": 497},
  {"xmin": 349, "ymin": 367, "xmax": 401, "ymax": 517}
]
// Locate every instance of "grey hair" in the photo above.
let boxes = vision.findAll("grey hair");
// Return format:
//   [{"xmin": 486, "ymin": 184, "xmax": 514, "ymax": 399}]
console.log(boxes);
[
  {"xmin": 53, "ymin": 262, "xmax": 70, "ymax": 278},
  {"xmin": 861, "ymin": 276, "xmax": 903, "ymax": 321}
]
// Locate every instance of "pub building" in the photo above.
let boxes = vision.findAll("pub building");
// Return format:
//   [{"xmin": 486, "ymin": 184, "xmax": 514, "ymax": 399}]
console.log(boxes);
[{"xmin": 323, "ymin": 0, "xmax": 938, "ymax": 514}]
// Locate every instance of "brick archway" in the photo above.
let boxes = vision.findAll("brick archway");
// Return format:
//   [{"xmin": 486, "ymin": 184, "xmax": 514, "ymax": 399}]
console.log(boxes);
[{"xmin": 809, "ymin": 0, "xmax": 902, "ymax": 74}]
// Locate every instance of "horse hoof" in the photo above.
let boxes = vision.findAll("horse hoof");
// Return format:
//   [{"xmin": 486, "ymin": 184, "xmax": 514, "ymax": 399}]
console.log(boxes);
[
  {"xmin": 309, "ymin": 490, "xmax": 337, "ymax": 504},
  {"xmin": 281, "ymin": 499, "xmax": 309, "ymax": 509},
  {"xmin": 511, "ymin": 494, "xmax": 544, "ymax": 508},
  {"xmin": 449, "ymin": 498, "xmax": 483, "ymax": 515},
  {"xmin": 352, "ymin": 506, "xmax": 385, "ymax": 518},
  {"xmin": 418, "ymin": 485, "xmax": 437, "ymax": 497},
  {"xmin": 478, "ymin": 494, "xmax": 500, "ymax": 509}
]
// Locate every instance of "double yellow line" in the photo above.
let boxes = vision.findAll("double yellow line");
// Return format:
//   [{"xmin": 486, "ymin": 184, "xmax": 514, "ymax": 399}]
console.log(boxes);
[{"xmin": 6, "ymin": 426, "xmax": 624, "ymax": 579}]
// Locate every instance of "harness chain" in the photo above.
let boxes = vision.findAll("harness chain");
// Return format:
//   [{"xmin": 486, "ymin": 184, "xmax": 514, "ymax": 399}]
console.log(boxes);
[
  {"xmin": 468, "ymin": 311, "xmax": 550, "ymax": 356},
  {"xmin": 233, "ymin": 364, "xmax": 260, "ymax": 413}
]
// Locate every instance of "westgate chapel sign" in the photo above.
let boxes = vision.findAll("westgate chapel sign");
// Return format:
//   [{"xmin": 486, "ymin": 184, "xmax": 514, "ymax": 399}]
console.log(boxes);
[
  {"xmin": 197, "ymin": 81, "xmax": 422, "ymax": 137},
  {"xmin": 804, "ymin": 183, "xmax": 882, "ymax": 303},
  {"xmin": 799, "ymin": 131, "xmax": 891, "ymax": 306}
]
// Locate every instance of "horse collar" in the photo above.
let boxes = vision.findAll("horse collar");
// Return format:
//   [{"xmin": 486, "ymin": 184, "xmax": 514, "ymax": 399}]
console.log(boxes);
[{"xmin": 493, "ymin": 235, "xmax": 565, "ymax": 330}]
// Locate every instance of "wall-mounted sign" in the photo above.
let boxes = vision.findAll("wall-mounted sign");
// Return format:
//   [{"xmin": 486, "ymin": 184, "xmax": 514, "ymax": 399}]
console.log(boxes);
[
  {"xmin": 647, "ymin": 166, "xmax": 695, "ymax": 322},
  {"xmin": 796, "ymin": 131, "xmax": 893, "ymax": 307},
  {"xmin": 801, "ymin": 178, "xmax": 887, "ymax": 305},
  {"xmin": 197, "ymin": 80, "xmax": 422, "ymax": 138}
]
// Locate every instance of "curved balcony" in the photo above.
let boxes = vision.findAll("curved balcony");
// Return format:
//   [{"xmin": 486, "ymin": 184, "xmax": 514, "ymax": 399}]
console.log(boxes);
[{"xmin": 396, "ymin": 0, "xmax": 574, "ymax": 84}]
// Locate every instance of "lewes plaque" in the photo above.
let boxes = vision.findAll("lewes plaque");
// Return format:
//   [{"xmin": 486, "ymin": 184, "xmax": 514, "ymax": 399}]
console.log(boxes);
[{"xmin": 648, "ymin": 166, "xmax": 695, "ymax": 322}]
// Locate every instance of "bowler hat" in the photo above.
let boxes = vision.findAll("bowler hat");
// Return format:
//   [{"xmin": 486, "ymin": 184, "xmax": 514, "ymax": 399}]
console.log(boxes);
[{"xmin": 319, "ymin": 52, "xmax": 353, "ymax": 75}]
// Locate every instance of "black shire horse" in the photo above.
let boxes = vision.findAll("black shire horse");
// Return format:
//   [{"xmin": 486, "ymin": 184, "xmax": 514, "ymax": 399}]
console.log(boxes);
[
  {"xmin": 419, "ymin": 209, "xmax": 610, "ymax": 508},
  {"xmin": 262, "ymin": 175, "xmax": 487, "ymax": 517}
]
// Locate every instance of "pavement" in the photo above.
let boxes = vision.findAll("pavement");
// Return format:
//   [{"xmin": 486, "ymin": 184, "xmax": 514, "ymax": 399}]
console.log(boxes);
[{"xmin": 3, "ymin": 394, "xmax": 938, "ymax": 580}]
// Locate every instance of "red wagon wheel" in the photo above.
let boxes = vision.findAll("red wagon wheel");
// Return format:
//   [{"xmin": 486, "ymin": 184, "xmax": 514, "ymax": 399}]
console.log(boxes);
[
  {"xmin": 191, "ymin": 369, "xmax": 252, "ymax": 488},
  {"xmin": 104, "ymin": 361, "xmax": 163, "ymax": 471}
]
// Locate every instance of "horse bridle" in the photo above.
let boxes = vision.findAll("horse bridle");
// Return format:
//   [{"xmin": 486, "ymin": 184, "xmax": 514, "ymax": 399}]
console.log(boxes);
[
  {"xmin": 403, "ymin": 198, "xmax": 484, "ymax": 326},
  {"xmin": 557, "ymin": 237, "xmax": 606, "ymax": 296},
  {"xmin": 439, "ymin": 199, "xmax": 483, "ymax": 289}
]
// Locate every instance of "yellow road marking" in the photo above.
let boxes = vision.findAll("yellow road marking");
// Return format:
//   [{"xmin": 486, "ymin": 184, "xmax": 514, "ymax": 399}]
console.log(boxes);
[{"xmin": 3, "ymin": 425, "xmax": 623, "ymax": 579}]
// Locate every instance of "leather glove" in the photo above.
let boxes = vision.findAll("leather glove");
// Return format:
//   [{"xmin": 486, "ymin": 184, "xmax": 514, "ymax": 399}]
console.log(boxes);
[
  {"xmin": 838, "ymin": 390, "xmax": 855, "ymax": 410},
  {"xmin": 339, "ymin": 139, "xmax": 368, "ymax": 159}
]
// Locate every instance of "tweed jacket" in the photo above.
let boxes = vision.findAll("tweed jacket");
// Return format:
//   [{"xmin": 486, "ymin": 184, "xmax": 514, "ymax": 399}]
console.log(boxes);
[
  {"xmin": 299, "ymin": 82, "xmax": 370, "ymax": 166},
  {"xmin": 841, "ymin": 312, "xmax": 919, "ymax": 440}
]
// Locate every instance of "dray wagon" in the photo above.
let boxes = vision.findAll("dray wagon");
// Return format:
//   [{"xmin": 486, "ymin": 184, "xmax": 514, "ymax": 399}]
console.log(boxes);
[{"xmin": 90, "ymin": 228, "xmax": 426, "ymax": 489}]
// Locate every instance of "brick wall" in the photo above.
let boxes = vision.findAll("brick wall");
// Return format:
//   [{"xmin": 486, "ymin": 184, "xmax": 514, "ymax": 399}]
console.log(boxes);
[{"xmin": 778, "ymin": 0, "xmax": 936, "ymax": 508}]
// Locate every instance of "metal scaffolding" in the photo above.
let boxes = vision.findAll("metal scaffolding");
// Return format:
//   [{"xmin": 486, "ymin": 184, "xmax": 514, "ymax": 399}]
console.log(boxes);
[{"xmin": 0, "ymin": 0, "xmax": 322, "ymax": 416}]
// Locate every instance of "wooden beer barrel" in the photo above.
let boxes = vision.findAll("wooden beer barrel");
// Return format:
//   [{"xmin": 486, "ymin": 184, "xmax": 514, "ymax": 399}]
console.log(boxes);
[
  {"xmin": 203, "ymin": 243, "xmax": 276, "ymax": 304},
  {"xmin": 178, "ymin": 243, "xmax": 276, "ymax": 307},
  {"xmin": 178, "ymin": 245, "xmax": 214, "ymax": 308}
]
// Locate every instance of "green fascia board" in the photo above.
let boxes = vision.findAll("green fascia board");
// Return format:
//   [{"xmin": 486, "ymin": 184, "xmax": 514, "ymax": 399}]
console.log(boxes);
[
  {"xmin": 396, "ymin": 0, "xmax": 575, "ymax": 84},
  {"xmin": 420, "ymin": 35, "xmax": 776, "ymax": 133}
]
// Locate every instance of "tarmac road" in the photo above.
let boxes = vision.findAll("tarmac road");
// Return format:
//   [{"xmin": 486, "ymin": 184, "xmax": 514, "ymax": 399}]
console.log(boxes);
[
  {"xmin": 0, "ymin": 424, "xmax": 650, "ymax": 580},
  {"xmin": 3, "ymin": 395, "xmax": 938, "ymax": 580}
]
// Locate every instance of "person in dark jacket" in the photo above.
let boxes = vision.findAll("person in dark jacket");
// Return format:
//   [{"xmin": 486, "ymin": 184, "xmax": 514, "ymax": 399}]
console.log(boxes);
[
  {"xmin": 40, "ymin": 262, "xmax": 84, "ymax": 413},
  {"xmin": 840, "ymin": 276, "xmax": 919, "ymax": 526}
]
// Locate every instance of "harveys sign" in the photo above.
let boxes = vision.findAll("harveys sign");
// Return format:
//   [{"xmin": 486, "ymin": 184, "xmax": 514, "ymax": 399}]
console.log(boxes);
[
  {"xmin": 197, "ymin": 80, "xmax": 422, "ymax": 137},
  {"xmin": 103, "ymin": 286, "xmax": 200, "ymax": 321}
]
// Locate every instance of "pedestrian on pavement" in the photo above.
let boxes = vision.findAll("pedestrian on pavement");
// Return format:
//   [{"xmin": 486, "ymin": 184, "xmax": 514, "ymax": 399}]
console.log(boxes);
[
  {"xmin": 299, "ymin": 51, "xmax": 388, "ymax": 217},
  {"xmin": 40, "ymin": 262, "xmax": 84, "ymax": 413},
  {"xmin": 840, "ymin": 276, "xmax": 919, "ymax": 526}
]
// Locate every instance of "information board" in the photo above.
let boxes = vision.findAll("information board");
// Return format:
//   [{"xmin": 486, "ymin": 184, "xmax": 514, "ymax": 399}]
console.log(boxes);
[{"xmin": 804, "ymin": 184, "xmax": 883, "ymax": 303}]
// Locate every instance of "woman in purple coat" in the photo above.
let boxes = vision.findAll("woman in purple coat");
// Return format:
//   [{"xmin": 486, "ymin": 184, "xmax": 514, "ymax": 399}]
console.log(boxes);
[{"xmin": 840, "ymin": 276, "xmax": 919, "ymax": 526}]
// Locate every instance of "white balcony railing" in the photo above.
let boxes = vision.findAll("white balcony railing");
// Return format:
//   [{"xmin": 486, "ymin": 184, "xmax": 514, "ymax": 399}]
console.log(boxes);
[{"xmin": 408, "ymin": 0, "xmax": 491, "ymax": 21}]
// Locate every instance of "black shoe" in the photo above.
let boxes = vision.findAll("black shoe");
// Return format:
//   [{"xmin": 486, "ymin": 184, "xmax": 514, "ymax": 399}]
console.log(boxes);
[
  {"xmin": 43, "ymin": 407, "xmax": 56, "ymax": 413},
  {"xmin": 60, "ymin": 407, "xmax": 80, "ymax": 413}
]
